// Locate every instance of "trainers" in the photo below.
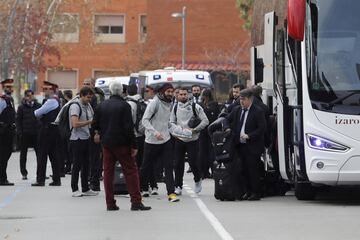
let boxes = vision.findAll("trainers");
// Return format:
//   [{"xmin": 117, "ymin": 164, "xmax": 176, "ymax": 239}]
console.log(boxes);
[
  {"xmin": 174, "ymin": 187, "xmax": 182, "ymax": 195},
  {"xmin": 168, "ymin": 193, "xmax": 180, "ymax": 202},
  {"xmin": 82, "ymin": 190, "xmax": 99, "ymax": 196},
  {"xmin": 131, "ymin": 202, "xmax": 152, "ymax": 211},
  {"xmin": 195, "ymin": 180, "xmax": 202, "ymax": 193},
  {"xmin": 151, "ymin": 188, "xmax": 159, "ymax": 195},
  {"xmin": 72, "ymin": 191, "xmax": 83, "ymax": 197},
  {"xmin": 142, "ymin": 191, "xmax": 150, "ymax": 197}
]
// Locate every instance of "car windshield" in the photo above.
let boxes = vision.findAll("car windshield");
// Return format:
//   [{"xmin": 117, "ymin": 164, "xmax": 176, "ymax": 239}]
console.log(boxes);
[{"xmin": 308, "ymin": 0, "xmax": 360, "ymax": 114}]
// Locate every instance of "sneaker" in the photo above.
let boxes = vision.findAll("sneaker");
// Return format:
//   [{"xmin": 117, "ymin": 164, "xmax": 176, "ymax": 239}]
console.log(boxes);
[
  {"xmin": 195, "ymin": 180, "xmax": 202, "ymax": 193},
  {"xmin": 72, "ymin": 191, "xmax": 83, "ymax": 197},
  {"xmin": 142, "ymin": 191, "xmax": 150, "ymax": 197},
  {"xmin": 174, "ymin": 187, "xmax": 182, "ymax": 195},
  {"xmin": 82, "ymin": 190, "xmax": 99, "ymax": 196},
  {"xmin": 168, "ymin": 193, "xmax": 180, "ymax": 202},
  {"xmin": 151, "ymin": 188, "xmax": 159, "ymax": 195},
  {"xmin": 131, "ymin": 202, "xmax": 151, "ymax": 211}
]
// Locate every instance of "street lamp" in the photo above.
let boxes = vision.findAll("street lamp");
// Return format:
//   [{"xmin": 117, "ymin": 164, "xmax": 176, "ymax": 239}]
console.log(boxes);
[{"xmin": 171, "ymin": 6, "xmax": 186, "ymax": 70}]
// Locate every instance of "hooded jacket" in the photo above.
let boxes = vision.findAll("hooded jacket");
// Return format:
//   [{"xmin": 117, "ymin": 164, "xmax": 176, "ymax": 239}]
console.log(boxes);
[
  {"xmin": 169, "ymin": 100, "xmax": 209, "ymax": 142},
  {"xmin": 142, "ymin": 94, "xmax": 172, "ymax": 144},
  {"xmin": 16, "ymin": 99, "xmax": 41, "ymax": 135}
]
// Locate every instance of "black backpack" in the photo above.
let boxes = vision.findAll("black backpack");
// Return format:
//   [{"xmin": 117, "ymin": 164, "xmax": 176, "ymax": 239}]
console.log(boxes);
[
  {"xmin": 58, "ymin": 101, "xmax": 82, "ymax": 139},
  {"xmin": 128, "ymin": 98, "xmax": 147, "ymax": 134}
]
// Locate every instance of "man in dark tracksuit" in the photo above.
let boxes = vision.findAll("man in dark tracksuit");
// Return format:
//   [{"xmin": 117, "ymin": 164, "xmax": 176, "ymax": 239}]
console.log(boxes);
[
  {"xmin": 0, "ymin": 79, "xmax": 16, "ymax": 186},
  {"xmin": 31, "ymin": 81, "xmax": 61, "ymax": 187},
  {"xmin": 224, "ymin": 89, "xmax": 266, "ymax": 200},
  {"xmin": 83, "ymin": 78, "xmax": 105, "ymax": 191},
  {"xmin": 16, "ymin": 89, "xmax": 41, "ymax": 180}
]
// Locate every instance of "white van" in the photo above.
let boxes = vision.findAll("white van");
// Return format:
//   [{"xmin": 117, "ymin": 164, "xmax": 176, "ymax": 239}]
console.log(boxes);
[
  {"xmin": 95, "ymin": 76, "xmax": 130, "ymax": 98},
  {"xmin": 137, "ymin": 68, "xmax": 213, "ymax": 98}
]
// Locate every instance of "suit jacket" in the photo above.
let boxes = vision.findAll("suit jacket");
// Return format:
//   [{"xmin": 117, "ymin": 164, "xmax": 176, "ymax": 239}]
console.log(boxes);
[{"xmin": 224, "ymin": 103, "xmax": 266, "ymax": 155}]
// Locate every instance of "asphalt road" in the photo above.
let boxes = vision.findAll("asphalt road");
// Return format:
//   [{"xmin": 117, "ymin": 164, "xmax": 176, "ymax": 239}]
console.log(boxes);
[{"xmin": 1, "ymin": 150, "xmax": 360, "ymax": 240}]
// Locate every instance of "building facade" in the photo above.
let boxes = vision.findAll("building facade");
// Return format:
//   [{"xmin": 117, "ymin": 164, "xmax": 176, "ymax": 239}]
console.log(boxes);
[{"xmin": 39, "ymin": 0, "xmax": 250, "ymax": 93}]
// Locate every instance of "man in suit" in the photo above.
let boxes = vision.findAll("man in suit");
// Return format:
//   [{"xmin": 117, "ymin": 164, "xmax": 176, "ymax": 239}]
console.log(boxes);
[{"xmin": 224, "ymin": 88, "xmax": 266, "ymax": 200}]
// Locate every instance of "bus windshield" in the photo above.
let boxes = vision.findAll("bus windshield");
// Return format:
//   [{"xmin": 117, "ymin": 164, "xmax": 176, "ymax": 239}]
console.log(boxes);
[{"xmin": 308, "ymin": 0, "xmax": 360, "ymax": 114}]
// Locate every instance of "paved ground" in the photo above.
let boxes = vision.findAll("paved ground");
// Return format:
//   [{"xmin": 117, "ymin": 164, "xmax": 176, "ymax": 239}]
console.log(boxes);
[{"xmin": 1, "ymin": 150, "xmax": 360, "ymax": 240}]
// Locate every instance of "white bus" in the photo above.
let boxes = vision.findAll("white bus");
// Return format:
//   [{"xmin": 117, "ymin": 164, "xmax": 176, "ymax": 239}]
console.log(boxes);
[{"xmin": 252, "ymin": 0, "xmax": 360, "ymax": 200}]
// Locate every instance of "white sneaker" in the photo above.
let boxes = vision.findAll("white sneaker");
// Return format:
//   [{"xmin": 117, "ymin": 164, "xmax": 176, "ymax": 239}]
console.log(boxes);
[
  {"xmin": 82, "ymin": 189, "xmax": 99, "ymax": 196},
  {"xmin": 142, "ymin": 191, "xmax": 150, "ymax": 197},
  {"xmin": 151, "ymin": 187, "xmax": 159, "ymax": 195},
  {"xmin": 174, "ymin": 187, "xmax": 182, "ymax": 195},
  {"xmin": 72, "ymin": 191, "xmax": 83, "ymax": 197},
  {"xmin": 195, "ymin": 180, "xmax": 202, "ymax": 194}
]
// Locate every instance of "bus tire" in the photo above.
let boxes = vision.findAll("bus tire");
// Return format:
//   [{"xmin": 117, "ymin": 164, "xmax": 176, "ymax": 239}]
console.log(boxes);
[{"xmin": 295, "ymin": 175, "xmax": 316, "ymax": 200}]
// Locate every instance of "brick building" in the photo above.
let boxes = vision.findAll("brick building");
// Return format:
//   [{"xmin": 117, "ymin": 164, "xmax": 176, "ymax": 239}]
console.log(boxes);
[{"xmin": 39, "ymin": 0, "xmax": 250, "ymax": 93}]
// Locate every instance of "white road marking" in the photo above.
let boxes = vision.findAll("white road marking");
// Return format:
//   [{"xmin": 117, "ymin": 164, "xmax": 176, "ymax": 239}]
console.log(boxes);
[{"xmin": 183, "ymin": 183, "xmax": 234, "ymax": 240}]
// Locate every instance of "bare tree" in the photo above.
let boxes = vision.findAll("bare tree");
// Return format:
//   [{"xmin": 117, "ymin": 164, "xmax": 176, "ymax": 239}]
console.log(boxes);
[{"xmin": 0, "ymin": 0, "xmax": 62, "ymax": 101}]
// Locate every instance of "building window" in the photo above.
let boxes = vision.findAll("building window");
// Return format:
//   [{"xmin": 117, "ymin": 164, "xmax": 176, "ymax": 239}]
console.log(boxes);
[
  {"xmin": 47, "ymin": 69, "xmax": 78, "ymax": 90},
  {"xmin": 94, "ymin": 15, "xmax": 125, "ymax": 43},
  {"xmin": 139, "ymin": 14, "xmax": 147, "ymax": 42},
  {"xmin": 51, "ymin": 14, "xmax": 79, "ymax": 43}
]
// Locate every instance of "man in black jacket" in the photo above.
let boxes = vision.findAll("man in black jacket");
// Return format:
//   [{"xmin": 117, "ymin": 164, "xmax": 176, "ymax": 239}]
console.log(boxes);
[
  {"xmin": 92, "ymin": 79, "xmax": 151, "ymax": 211},
  {"xmin": 16, "ymin": 89, "xmax": 41, "ymax": 180},
  {"xmin": 224, "ymin": 89, "xmax": 266, "ymax": 200},
  {"xmin": 0, "ymin": 79, "xmax": 16, "ymax": 186}
]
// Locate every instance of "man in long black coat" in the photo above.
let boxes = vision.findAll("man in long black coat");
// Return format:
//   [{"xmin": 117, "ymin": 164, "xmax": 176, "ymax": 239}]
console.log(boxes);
[{"xmin": 224, "ymin": 88, "xmax": 266, "ymax": 200}]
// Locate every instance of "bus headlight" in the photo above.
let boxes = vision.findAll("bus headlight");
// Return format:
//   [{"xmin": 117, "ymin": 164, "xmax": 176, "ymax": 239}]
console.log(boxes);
[{"xmin": 306, "ymin": 134, "xmax": 349, "ymax": 152}]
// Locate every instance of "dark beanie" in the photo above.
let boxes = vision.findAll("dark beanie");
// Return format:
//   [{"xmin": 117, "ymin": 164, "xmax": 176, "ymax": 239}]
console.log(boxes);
[{"xmin": 159, "ymin": 83, "xmax": 174, "ymax": 94}]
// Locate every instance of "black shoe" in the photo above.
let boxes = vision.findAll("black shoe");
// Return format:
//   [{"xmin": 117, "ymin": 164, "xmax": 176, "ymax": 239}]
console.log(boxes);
[
  {"xmin": 240, "ymin": 193, "xmax": 251, "ymax": 200},
  {"xmin": 131, "ymin": 203, "xmax": 152, "ymax": 211},
  {"xmin": 49, "ymin": 181, "xmax": 61, "ymax": 186},
  {"xmin": 31, "ymin": 182, "xmax": 45, "ymax": 187},
  {"xmin": 248, "ymin": 194, "xmax": 261, "ymax": 201},
  {"xmin": 107, "ymin": 205, "xmax": 120, "ymax": 211},
  {"xmin": 22, "ymin": 175, "xmax": 28, "ymax": 180},
  {"xmin": 0, "ymin": 180, "xmax": 14, "ymax": 186},
  {"xmin": 60, "ymin": 173, "xmax": 65, "ymax": 178}
]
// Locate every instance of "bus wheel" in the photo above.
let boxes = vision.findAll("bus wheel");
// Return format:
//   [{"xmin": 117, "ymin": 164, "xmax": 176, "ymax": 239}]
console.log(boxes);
[{"xmin": 295, "ymin": 175, "xmax": 316, "ymax": 200}]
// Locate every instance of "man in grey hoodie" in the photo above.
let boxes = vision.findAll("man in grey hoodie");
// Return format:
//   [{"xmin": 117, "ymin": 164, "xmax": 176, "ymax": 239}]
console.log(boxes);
[
  {"xmin": 140, "ymin": 83, "xmax": 179, "ymax": 202},
  {"xmin": 169, "ymin": 87, "xmax": 209, "ymax": 195}
]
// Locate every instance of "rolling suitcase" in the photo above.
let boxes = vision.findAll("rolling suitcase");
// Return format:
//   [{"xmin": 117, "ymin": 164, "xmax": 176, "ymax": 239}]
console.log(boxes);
[
  {"xmin": 113, "ymin": 162, "xmax": 128, "ymax": 195},
  {"xmin": 213, "ymin": 161, "xmax": 236, "ymax": 201},
  {"xmin": 212, "ymin": 130, "xmax": 233, "ymax": 163}
]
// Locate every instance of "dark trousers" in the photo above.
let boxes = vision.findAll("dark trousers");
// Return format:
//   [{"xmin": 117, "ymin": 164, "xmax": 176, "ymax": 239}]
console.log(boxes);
[
  {"xmin": 19, "ymin": 133, "xmax": 38, "ymax": 176},
  {"xmin": 236, "ymin": 144, "xmax": 261, "ymax": 196},
  {"xmin": 135, "ymin": 136, "xmax": 145, "ymax": 173},
  {"xmin": 58, "ymin": 137, "xmax": 70, "ymax": 175},
  {"xmin": 0, "ymin": 129, "xmax": 14, "ymax": 182},
  {"xmin": 140, "ymin": 141, "xmax": 175, "ymax": 195},
  {"xmin": 89, "ymin": 138, "xmax": 102, "ymax": 188},
  {"xmin": 36, "ymin": 126, "xmax": 60, "ymax": 183},
  {"xmin": 198, "ymin": 130, "xmax": 215, "ymax": 177},
  {"xmin": 174, "ymin": 139, "xmax": 201, "ymax": 188},
  {"xmin": 70, "ymin": 139, "xmax": 90, "ymax": 192},
  {"xmin": 103, "ymin": 145, "xmax": 141, "ymax": 207}
]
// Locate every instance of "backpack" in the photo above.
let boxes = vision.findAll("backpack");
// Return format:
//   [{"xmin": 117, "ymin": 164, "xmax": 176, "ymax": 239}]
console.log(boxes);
[
  {"xmin": 57, "ymin": 101, "xmax": 82, "ymax": 139},
  {"xmin": 128, "ymin": 98, "xmax": 147, "ymax": 134},
  {"xmin": 174, "ymin": 102, "xmax": 201, "ymax": 128}
]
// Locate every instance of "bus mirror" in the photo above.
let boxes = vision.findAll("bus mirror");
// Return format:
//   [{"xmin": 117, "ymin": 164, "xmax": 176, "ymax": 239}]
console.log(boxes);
[
  {"xmin": 255, "ymin": 58, "xmax": 264, "ymax": 84},
  {"xmin": 288, "ymin": 0, "xmax": 306, "ymax": 41}
]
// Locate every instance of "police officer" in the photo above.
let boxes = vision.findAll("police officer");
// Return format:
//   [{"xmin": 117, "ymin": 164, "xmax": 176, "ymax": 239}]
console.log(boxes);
[
  {"xmin": 31, "ymin": 81, "xmax": 61, "ymax": 186},
  {"xmin": 0, "ymin": 79, "xmax": 16, "ymax": 186}
]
